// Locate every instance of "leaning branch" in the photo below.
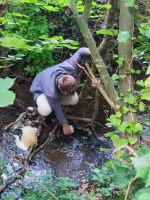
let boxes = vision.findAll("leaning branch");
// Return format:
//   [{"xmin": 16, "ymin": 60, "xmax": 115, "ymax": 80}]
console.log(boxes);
[{"xmin": 70, "ymin": 54, "xmax": 116, "ymax": 109}]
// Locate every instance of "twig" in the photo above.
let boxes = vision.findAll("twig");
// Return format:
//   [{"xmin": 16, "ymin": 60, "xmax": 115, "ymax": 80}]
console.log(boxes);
[
  {"xmin": 125, "ymin": 177, "xmax": 137, "ymax": 200},
  {"xmin": 113, "ymin": 145, "xmax": 139, "ymax": 166},
  {"xmin": 24, "ymin": 146, "xmax": 34, "ymax": 167},
  {"xmin": 29, "ymin": 123, "xmax": 59, "ymax": 161},
  {"xmin": 4, "ymin": 111, "xmax": 28, "ymax": 130},
  {"xmin": 66, "ymin": 115, "xmax": 91, "ymax": 122},
  {"xmin": 110, "ymin": 184, "xmax": 127, "ymax": 193}
]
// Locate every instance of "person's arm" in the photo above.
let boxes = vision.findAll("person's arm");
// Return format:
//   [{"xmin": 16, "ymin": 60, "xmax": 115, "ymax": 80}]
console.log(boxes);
[
  {"xmin": 62, "ymin": 47, "xmax": 90, "ymax": 70},
  {"xmin": 46, "ymin": 97, "xmax": 73, "ymax": 135}
]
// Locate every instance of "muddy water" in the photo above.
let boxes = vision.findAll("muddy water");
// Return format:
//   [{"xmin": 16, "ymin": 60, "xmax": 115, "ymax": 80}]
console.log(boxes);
[{"xmin": 0, "ymin": 82, "xmax": 113, "ymax": 195}]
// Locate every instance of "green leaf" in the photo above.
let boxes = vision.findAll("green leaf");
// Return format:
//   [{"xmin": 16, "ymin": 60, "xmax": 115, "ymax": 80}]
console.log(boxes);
[
  {"xmin": 111, "ymin": 134, "xmax": 128, "ymax": 147},
  {"xmin": 145, "ymin": 76, "xmax": 150, "ymax": 88},
  {"xmin": 135, "ymin": 123, "xmax": 143, "ymax": 132},
  {"xmin": 100, "ymin": 4, "xmax": 112, "ymax": 9},
  {"xmin": 110, "ymin": 115, "xmax": 121, "ymax": 126},
  {"xmin": 136, "ymin": 80, "xmax": 145, "ymax": 87},
  {"xmin": 115, "ymin": 111, "xmax": 122, "ymax": 118},
  {"xmin": 99, "ymin": 148, "xmax": 110, "ymax": 153},
  {"xmin": 127, "ymin": 88, "xmax": 131, "ymax": 92},
  {"xmin": 146, "ymin": 65, "xmax": 150, "ymax": 75},
  {"xmin": 131, "ymin": 151, "xmax": 150, "ymax": 184},
  {"xmin": 123, "ymin": 106, "xmax": 130, "ymax": 114},
  {"xmin": 126, "ymin": 128, "xmax": 132, "ymax": 134},
  {"xmin": 1, "ymin": 36, "xmax": 27, "ymax": 48},
  {"xmin": 145, "ymin": 27, "xmax": 150, "ymax": 37},
  {"xmin": 0, "ymin": 78, "xmax": 15, "ymax": 107},
  {"xmin": 0, "ymin": 90, "xmax": 15, "ymax": 107},
  {"xmin": 116, "ymin": 57, "xmax": 124, "ymax": 67},
  {"xmin": 104, "ymin": 131, "xmax": 115, "ymax": 137},
  {"xmin": 135, "ymin": 188, "xmax": 150, "ymax": 199},
  {"xmin": 118, "ymin": 121, "xmax": 128, "ymax": 133},
  {"xmin": 0, "ymin": 78, "xmax": 15, "ymax": 90},
  {"xmin": 139, "ymin": 101, "xmax": 145, "ymax": 111},
  {"xmin": 124, "ymin": 96, "xmax": 136, "ymax": 104},
  {"xmin": 111, "ymin": 74, "xmax": 120, "ymax": 81},
  {"xmin": 128, "ymin": 137, "xmax": 137, "ymax": 145},
  {"xmin": 96, "ymin": 29, "xmax": 113, "ymax": 35},
  {"xmin": 135, "ymin": 70, "xmax": 141, "ymax": 74},
  {"xmin": 117, "ymin": 32, "xmax": 130, "ymax": 42},
  {"xmin": 0, "ymin": 66, "xmax": 4, "ymax": 68},
  {"xmin": 125, "ymin": 0, "xmax": 134, "ymax": 7},
  {"xmin": 129, "ymin": 69, "xmax": 135, "ymax": 73},
  {"xmin": 138, "ymin": 193, "xmax": 150, "ymax": 200},
  {"xmin": 83, "ymin": 95, "xmax": 93, "ymax": 100},
  {"xmin": 141, "ymin": 88, "xmax": 150, "ymax": 101},
  {"xmin": 132, "ymin": 49, "xmax": 138, "ymax": 55},
  {"xmin": 116, "ymin": 149, "xmax": 125, "ymax": 157},
  {"xmin": 131, "ymin": 108, "xmax": 137, "ymax": 112}
]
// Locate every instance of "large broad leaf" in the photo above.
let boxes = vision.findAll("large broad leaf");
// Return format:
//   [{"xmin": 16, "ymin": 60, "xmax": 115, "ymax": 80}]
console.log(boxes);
[
  {"xmin": 0, "ymin": 78, "xmax": 16, "ymax": 107},
  {"xmin": 117, "ymin": 32, "xmax": 130, "ymax": 42},
  {"xmin": 131, "ymin": 151, "xmax": 150, "ymax": 187},
  {"xmin": 138, "ymin": 193, "xmax": 150, "ymax": 200},
  {"xmin": 0, "ymin": 90, "xmax": 16, "ymax": 107},
  {"xmin": 141, "ymin": 88, "xmax": 150, "ymax": 101},
  {"xmin": 145, "ymin": 76, "xmax": 150, "ymax": 88},
  {"xmin": 135, "ymin": 188, "xmax": 150, "ymax": 199},
  {"xmin": 0, "ymin": 77, "xmax": 15, "ymax": 90},
  {"xmin": 146, "ymin": 65, "xmax": 150, "ymax": 75},
  {"xmin": 1, "ymin": 36, "xmax": 27, "ymax": 48}
]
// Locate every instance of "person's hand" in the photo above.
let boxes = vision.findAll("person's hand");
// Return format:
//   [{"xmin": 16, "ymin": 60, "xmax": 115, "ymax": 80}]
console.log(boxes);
[{"xmin": 62, "ymin": 123, "xmax": 73, "ymax": 135}]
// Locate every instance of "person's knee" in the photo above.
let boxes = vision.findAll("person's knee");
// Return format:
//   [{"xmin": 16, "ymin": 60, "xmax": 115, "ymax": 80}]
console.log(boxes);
[
  {"xmin": 36, "ymin": 93, "xmax": 52, "ymax": 116},
  {"xmin": 37, "ymin": 106, "xmax": 52, "ymax": 116}
]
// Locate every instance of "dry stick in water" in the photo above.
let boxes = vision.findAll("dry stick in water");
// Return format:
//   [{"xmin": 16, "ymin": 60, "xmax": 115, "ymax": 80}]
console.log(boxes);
[
  {"xmin": 4, "ymin": 111, "xmax": 29, "ymax": 130},
  {"xmin": 29, "ymin": 123, "xmax": 59, "ymax": 161}
]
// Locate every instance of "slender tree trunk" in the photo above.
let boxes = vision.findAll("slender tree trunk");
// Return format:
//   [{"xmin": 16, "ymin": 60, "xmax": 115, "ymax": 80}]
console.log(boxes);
[{"xmin": 118, "ymin": 0, "xmax": 140, "ymax": 144}]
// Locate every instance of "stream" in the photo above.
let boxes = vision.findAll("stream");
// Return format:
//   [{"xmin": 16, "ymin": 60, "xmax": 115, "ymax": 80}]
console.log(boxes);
[{"xmin": 0, "ymin": 81, "xmax": 114, "ymax": 199}]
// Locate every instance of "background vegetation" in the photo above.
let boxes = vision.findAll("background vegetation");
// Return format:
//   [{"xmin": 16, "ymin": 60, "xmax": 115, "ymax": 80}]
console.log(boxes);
[{"xmin": 1, "ymin": 0, "xmax": 150, "ymax": 199}]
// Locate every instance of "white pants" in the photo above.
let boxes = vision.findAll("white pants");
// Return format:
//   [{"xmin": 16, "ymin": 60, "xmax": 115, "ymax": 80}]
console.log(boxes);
[{"xmin": 36, "ymin": 93, "xmax": 79, "ymax": 116}]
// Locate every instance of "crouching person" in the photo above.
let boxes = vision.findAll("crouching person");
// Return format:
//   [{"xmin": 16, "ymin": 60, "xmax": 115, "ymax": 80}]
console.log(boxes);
[{"xmin": 29, "ymin": 47, "xmax": 90, "ymax": 135}]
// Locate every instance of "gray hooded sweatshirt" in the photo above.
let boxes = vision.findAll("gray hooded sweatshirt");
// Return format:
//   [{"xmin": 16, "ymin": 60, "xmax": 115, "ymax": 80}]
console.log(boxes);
[{"xmin": 29, "ymin": 47, "xmax": 90, "ymax": 124}]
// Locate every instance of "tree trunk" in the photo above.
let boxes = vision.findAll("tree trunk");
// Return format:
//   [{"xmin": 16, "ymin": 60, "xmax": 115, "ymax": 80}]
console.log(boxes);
[
  {"xmin": 118, "ymin": 0, "xmax": 140, "ymax": 144},
  {"xmin": 70, "ymin": 0, "xmax": 118, "ymax": 106}
]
